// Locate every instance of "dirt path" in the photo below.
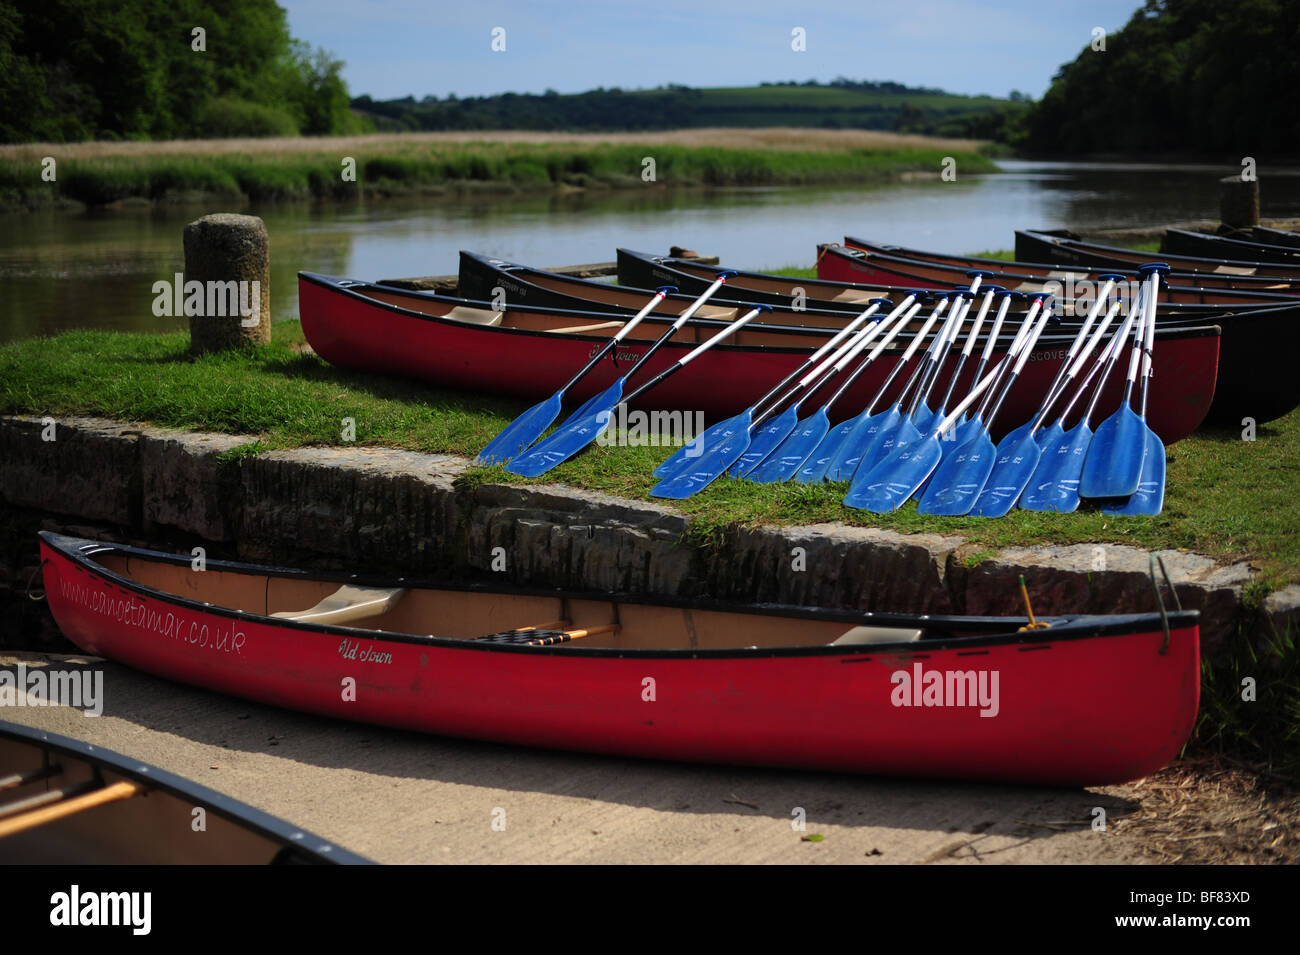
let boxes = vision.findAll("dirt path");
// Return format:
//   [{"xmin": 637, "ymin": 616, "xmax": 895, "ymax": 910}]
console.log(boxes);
[{"xmin": 1, "ymin": 652, "xmax": 1291, "ymax": 864}]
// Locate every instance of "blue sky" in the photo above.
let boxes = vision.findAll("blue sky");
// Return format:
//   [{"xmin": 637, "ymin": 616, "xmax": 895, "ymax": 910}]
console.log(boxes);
[{"xmin": 281, "ymin": 0, "xmax": 1143, "ymax": 101}]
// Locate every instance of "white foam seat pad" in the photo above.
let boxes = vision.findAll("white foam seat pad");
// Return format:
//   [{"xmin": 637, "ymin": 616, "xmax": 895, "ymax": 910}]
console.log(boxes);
[
  {"xmin": 831, "ymin": 626, "xmax": 923, "ymax": 646},
  {"xmin": 272, "ymin": 586, "xmax": 407, "ymax": 625},
  {"xmin": 443, "ymin": 306, "xmax": 503, "ymax": 325}
]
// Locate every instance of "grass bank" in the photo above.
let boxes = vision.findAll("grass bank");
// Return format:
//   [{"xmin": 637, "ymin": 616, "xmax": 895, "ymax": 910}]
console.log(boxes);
[
  {"xmin": 1, "ymin": 318, "xmax": 1296, "ymax": 589},
  {"xmin": 0, "ymin": 130, "xmax": 997, "ymax": 210}
]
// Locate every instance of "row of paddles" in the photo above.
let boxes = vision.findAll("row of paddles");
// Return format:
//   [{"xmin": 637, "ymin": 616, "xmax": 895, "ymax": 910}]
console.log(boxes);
[{"xmin": 475, "ymin": 264, "xmax": 1171, "ymax": 516}]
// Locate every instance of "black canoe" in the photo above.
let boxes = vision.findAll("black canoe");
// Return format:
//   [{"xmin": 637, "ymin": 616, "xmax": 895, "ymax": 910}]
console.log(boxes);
[
  {"xmin": 0, "ymin": 719, "xmax": 370, "ymax": 864},
  {"xmin": 618, "ymin": 246, "xmax": 1242, "ymax": 320},
  {"xmin": 617, "ymin": 246, "xmax": 1300, "ymax": 426},
  {"xmin": 1250, "ymin": 226, "xmax": 1300, "ymax": 250},
  {"xmin": 842, "ymin": 235, "xmax": 1300, "ymax": 297},
  {"xmin": 1162, "ymin": 228, "xmax": 1300, "ymax": 267},
  {"xmin": 1016, "ymin": 229, "xmax": 1300, "ymax": 281}
]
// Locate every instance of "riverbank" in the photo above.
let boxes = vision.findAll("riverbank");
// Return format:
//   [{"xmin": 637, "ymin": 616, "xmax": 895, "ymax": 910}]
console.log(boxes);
[{"xmin": 0, "ymin": 129, "xmax": 998, "ymax": 212}]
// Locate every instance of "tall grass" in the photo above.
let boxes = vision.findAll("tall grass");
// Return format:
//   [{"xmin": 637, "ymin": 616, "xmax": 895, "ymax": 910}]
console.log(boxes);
[{"xmin": 0, "ymin": 141, "xmax": 997, "ymax": 209}]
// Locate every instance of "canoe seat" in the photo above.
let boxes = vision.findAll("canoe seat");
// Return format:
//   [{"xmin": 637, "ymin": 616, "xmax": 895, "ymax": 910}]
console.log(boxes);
[
  {"xmin": 272, "ymin": 586, "xmax": 406, "ymax": 626},
  {"xmin": 831, "ymin": 626, "xmax": 923, "ymax": 646},
  {"xmin": 443, "ymin": 306, "xmax": 503, "ymax": 326}
]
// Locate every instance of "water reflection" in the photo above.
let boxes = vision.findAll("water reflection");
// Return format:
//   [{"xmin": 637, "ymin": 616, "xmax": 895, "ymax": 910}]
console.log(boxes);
[{"xmin": 1, "ymin": 160, "xmax": 1296, "ymax": 342}]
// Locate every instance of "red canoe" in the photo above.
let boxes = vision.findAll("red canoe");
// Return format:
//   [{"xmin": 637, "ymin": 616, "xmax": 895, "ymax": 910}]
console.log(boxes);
[
  {"xmin": 841, "ymin": 235, "xmax": 1300, "ymax": 295},
  {"xmin": 298, "ymin": 272, "xmax": 1220, "ymax": 444},
  {"xmin": 817, "ymin": 242, "xmax": 1294, "ymax": 305},
  {"xmin": 39, "ymin": 532, "xmax": 1201, "ymax": 786}
]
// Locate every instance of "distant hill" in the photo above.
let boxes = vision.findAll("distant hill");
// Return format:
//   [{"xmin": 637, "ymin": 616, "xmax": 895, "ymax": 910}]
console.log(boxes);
[{"xmin": 352, "ymin": 79, "xmax": 1030, "ymax": 141}]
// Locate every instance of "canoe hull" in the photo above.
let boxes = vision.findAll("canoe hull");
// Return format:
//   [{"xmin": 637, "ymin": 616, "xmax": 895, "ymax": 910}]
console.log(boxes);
[
  {"xmin": 299, "ymin": 273, "xmax": 1220, "ymax": 443},
  {"xmin": 39, "ymin": 535, "xmax": 1201, "ymax": 787}
]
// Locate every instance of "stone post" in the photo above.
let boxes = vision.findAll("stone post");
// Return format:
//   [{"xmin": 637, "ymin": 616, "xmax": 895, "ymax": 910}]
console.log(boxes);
[
  {"xmin": 1219, "ymin": 175, "xmax": 1259, "ymax": 230},
  {"xmin": 183, "ymin": 213, "xmax": 270, "ymax": 354}
]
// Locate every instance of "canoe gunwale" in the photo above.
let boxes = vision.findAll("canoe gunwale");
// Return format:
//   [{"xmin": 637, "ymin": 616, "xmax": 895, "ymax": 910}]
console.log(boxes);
[
  {"xmin": 305, "ymin": 271, "xmax": 1225, "ymax": 353},
  {"xmin": 42, "ymin": 532, "xmax": 1199, "ymax": 661}
]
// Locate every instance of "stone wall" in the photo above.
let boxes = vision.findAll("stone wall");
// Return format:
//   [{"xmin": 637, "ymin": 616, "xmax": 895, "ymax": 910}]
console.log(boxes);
[{"xmin": 0, "ymin": 415, "xmax": 1281, "ymax": 658}]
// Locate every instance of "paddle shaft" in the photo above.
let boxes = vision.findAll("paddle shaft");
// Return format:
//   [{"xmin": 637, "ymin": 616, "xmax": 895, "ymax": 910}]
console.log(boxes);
[
  {"xmin": 557, "ymin": 288, "xmax": 671, "ymax": 393},
  {"xmin": 970, "ymin": 299, "xmax": 1042, "ymax": 424},
  {"xmin": 619, "ymin": 274, "xmax": 733, "ymax": 383},
  {"xmin": 983, "ymin": 300, "xmax": 1054, "ymax": 431},
  {"xmin": 623, "ymin": 306, "xmax": 764, "ymax": 404},
  {"xmin": 1137, "ymin": 270, "xmax": 1163, "ymax": 418},
  {"xmin": 823, "ymin": 302, "xmax": 924, "ymax": 413},
  {"xmin": 1080, "ymin": 292, "xmax": 1146, "ymax": 426},
  {"xmin": 908, "ymin": 295, "xmax": 969, "ymax": 416},
  {"xmin": 936, "ymin": 286, "xmax": 998, "ymax": 414},
  {"xmin": 746, "ymin": 296, "xmax": 910, "ymax": 421},
  {"xmin": 963, "ymin": 293, "xmax": 1016, "ymax": 421},
  {"xmin": 855, "ymin": 301, "xmax": 950, "ymax": 418},
  {"xmin": 1029, "ymin": 298, "xmax": 1123, "ymax": 433}
]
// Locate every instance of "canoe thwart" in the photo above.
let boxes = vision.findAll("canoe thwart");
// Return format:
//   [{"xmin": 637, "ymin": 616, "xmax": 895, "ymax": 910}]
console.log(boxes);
[
  {"xmin": 272, "ymin": 585, "xmax": 407, "ymax": 625},
  {"xmin": 0, "ymin": 781, "xmax": 144, "ymax": 840}
]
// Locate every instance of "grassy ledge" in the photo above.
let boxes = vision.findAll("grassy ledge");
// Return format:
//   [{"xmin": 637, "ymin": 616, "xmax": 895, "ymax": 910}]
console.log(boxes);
[
  {"xmin": 0, "ymin": 137, "xmax": 997, "ymax": 210},
  {"xmin": 1, "ymin": 317, "xmax": 1297, "ymax": 588}
]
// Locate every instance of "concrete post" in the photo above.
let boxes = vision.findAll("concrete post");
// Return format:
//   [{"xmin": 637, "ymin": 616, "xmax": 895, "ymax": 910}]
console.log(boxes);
[{"xmin": 183, "ymin": 213, "xmax": 270, "ymax": 354}]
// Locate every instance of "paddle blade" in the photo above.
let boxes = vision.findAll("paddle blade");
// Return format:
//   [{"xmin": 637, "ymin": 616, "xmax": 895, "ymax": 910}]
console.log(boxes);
[
  {"xmin": 654, "ymin": 412, "xmax": 748, "ymax": 478},
  {"xmin": 476, "ymin": 393, "xmax": 562, "ymax": 466},
  {"xmin": 650, "ymin": 416, "xmax": 753, "ymax": 499},
  {"xmin": 916, "ymin": 433, "xmax": 995, "ymax": 516},
  {"xmin": 794, "ymin": 414, "xmax": 860, "ymax": 484},
  {"xmin": 825, "ymin": 405, "xmax": 900, "ymax": 482},
  {"xmin": 749, "ymin": 409, "xmax": 831, "ymax": 483},
  {"xmin": 858, "ymin": 416, "xmax": 923, "ymax": 479},
  {"xmin": 504, "ymin": 381, "xmax": 626, "ymax": 477},
  {"xmin": 1079, "ymin": 406, "xmax": 1145, "ymax": 498},
  {"xmin": 1102, "ymin": 429, "xmax": 1166, "ymax": 515},
  {"xmin": 730, "ymin": 407, "xmax": 798, "ymax": 478},
  {"xmin": 1032, "ymin": 420, "xmax": 1066, "ymax": 463},
  {"xmin": 968, "ymin": 436, "xmax": 1041, "ymax": 517},
  {"xmin": 843, "ymin": 437, "xmax": 942, "ymax": 513},
  {"xmin": 912, "ymin": 404, "xmax": 936, "ymax": 435},
  {"xmin": 1018, "ymin": 424, "xmax": 1092, "ymax": 513}
]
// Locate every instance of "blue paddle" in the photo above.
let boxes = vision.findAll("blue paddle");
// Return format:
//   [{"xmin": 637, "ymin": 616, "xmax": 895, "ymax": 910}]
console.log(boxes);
[
  {"xmin": 476, "ymin": 285, "xmax": 674, "ymax": 464},
  {"xmin": 748, "ymin": 302, "xmax": 920, "ymax": 482},
  {"xmin": 916, "ymin": 298, "xmax": 1053, "ymax": 515},
  {"xmin": 1103, "ymin": 263, "xmax": 1170, "ymax": 516},
  {"xmin": 651, "ymin": 297, "xmax": 903, "ymax": 479},
  {"xmin": 910, "ymin": 290, "xmax": 974, "ymax": 435},
  {"xmin": 1019, "ymin": 294, "xmax": 1145, "ymax": 512},
  {"xmin": 928, "ymin": 286, "xmax": 1001, "ymax": 434},
  {"xmin": 652, "ymin": 302, "xmax": 921, "ymax": 497},
  {"xmin": 793, "ymin": 301, "xmax": 927, "ymax": 483},
  {"xmin": 506, "ymin": 301, "xmax": 760, "ymax": 477},
  {"xmin": 968, "ymin": 294, "xmax": 1124, "ymax": 517},
  {"xmin": 728, "ymin": 307, "xmax": 898, "ymax": 479},
  {"xmin": 823, "ymin": 296, "xmax": 954, "ymax": 481},
  {"xmin": 841, "ymin": 346, "xmax": 1020, "ymax": 513},
  {"xmin": 1078, "ymin": 272, "xmax": 1157, "ymax": 498}
]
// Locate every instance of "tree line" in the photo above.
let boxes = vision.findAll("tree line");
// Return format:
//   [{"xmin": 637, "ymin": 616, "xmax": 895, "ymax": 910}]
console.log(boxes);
[
  {"xmin": 0, "ymin": 0, "xmax": 365, "ymax": 142},
  {"xmin": 1026, "ymin": 0, "xmax": 1299, "ymax": 155}
]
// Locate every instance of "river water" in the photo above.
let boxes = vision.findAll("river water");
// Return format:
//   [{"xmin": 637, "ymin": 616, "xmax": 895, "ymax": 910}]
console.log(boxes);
[{"xmin": 2, "ymin": 160, "xmax": 1297, "ymax": 343}]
